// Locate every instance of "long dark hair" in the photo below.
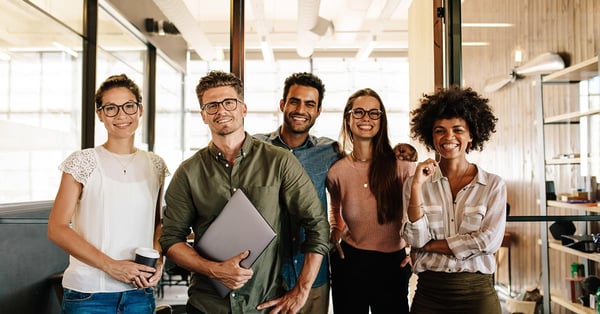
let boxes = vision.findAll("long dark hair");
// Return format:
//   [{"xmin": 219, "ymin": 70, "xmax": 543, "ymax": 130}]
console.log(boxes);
[{"xmin": 339, "ymin": 88, "xmax": 402, "ymax": 224}]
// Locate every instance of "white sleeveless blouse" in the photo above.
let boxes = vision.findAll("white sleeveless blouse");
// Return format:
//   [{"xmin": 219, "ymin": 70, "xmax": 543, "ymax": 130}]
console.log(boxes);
[{"xmin": 59, "ymin": 146, "xmax": 168, "ymax": 292}]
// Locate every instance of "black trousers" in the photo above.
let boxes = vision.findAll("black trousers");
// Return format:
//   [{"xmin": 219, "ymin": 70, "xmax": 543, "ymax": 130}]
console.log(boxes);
[{"xmin": 330, "ymin": 241, "xmax": 412, "ymax": 314}]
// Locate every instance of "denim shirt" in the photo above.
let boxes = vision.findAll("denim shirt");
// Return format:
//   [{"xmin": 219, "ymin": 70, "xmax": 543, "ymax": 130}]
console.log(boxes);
[{"xmin": 254, "ymin": 129, "xmax": 342, "ymax": 289}]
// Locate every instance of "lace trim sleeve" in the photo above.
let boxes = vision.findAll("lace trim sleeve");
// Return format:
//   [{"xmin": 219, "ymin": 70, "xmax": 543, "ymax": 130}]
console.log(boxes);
[
  {"xmin": 149, "ymin": 152, "xmax": 170, "ymax": 182},
  {"xmin": 58, "ymin": 149, "xmax": 97, "ymax": 185}
]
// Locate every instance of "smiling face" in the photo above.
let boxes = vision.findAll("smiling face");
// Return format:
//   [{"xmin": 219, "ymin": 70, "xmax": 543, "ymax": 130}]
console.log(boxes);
[
  {"xmin": 96, "ymin": 87, "xmax": 142, "ymax": 140},
  {"xmin": 347, "ymin": 95, "xmax": 381, "ymax": 141},
  {"xmin": 280, "ymin": 84, "xmax": 321, "ymax": 135},
  {"xmin": 200, "ymin": 85, "xmax": 247, "ymax": 137},
  {"xmin": 432, "ymin": 117, "xmax": 473, "ymax": 160}
]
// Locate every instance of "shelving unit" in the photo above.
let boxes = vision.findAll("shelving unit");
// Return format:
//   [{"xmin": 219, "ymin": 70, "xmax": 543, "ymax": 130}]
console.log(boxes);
[{"xmin": 538, "ymin": 53, "xmax": 599, "ymax": 314}]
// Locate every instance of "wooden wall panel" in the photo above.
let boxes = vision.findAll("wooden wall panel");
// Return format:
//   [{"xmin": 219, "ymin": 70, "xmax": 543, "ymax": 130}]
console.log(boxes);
[{"xmin": 457, "ymin": 0, "xmax": 600, "ymax": 307}]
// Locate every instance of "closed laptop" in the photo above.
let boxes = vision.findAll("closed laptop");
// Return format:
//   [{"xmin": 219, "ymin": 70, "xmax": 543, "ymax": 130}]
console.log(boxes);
[{"xmin": 194, "ymin": 189, "xmax": 277, "ymax": 297}]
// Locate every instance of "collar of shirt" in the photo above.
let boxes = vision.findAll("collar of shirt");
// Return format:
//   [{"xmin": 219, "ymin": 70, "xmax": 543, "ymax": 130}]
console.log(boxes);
[
  {"xmin": 207, "ymin": 132, "xmax": 255, "ymax": 161},
  {"xmin": 433, "ymin": 164, "xmax": 488, "ymax": 186},
  {"xmin": 266, "ymin": 127, "xmax": 316, "ymax": 150}
]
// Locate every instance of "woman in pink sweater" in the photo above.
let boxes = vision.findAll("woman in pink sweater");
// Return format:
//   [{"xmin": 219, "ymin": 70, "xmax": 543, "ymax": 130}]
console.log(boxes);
[{"xmin": 327, "ymin": 88, "xmax": 416, "ymax": 313}]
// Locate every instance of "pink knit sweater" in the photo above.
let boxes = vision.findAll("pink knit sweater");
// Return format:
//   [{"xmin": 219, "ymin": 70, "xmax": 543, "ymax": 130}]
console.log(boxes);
[{"xmin": 327, "ymin": 155, "xmax": 416, "ymax": 252}]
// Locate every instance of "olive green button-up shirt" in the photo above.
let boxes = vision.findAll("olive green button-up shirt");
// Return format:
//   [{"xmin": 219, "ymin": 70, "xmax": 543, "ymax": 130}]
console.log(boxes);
[{"xmin": 161, "ymin": 133, "xmax": 330, "ymax": 314}]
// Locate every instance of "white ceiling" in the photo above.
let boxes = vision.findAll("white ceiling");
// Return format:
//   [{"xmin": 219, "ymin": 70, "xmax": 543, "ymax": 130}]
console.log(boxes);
[
  {"xmin": 170, "ymin": 0, "xmax": 411, "ymax": 59},
  {"xmin": 0, "ymin": 0, "xmax": 411, "ymax": 62}
]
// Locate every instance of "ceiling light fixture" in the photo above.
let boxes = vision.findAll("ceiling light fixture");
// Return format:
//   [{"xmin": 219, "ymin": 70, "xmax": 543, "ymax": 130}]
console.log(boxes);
[
  {"xmin": 260, "ymin": 37, "xmax": 274, "ymax": 63},
  {"xmin": 462, "ymin": 42, "xmax": 490, "ymax": 47},
  {"xmin": 514, "ymin": 49, "xmax": 523, "ymax": 63},
  {"xmin": 356, "ymin": 36, "xmax": 376, "ymax": 61},
  {"xmin": 152, "ymin": 0, "xmax": 215, "ymax": 61},
  {"xmin": 296, "ymin": 0, "xmax": 320, "ymax": 58},
  {"xmin": 462, "ymin": 23, "xmax": 513, "ymax": 28}
]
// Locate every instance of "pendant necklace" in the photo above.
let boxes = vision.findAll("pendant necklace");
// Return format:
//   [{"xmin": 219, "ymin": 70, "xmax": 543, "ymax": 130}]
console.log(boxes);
[
  {"xmin": 105, "ymin": 146, "xmax": 138, "ymax": 175},
  {"xmin": 350, "ymin": 151, "xmax": 370, "ymax": 188}
]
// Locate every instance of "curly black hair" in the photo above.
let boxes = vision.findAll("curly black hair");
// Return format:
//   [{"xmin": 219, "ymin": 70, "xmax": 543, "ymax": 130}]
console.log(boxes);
[{"xmin": 410, "ymin": 85, "xmax": 497, "ymax": 153}]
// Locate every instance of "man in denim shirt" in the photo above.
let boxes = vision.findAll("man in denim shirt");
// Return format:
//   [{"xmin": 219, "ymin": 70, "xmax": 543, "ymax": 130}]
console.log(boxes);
[{"xmin": 255, "ymin": 72, "xmax": 342, "ymax": 314}]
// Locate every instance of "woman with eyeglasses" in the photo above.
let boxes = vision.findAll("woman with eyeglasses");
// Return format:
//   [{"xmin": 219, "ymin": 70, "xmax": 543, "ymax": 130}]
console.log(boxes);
[
  {"xmin": 48, "ymin": 74, "xmax": 168, "ymax": 313},
  {"xmin": 326, "ymin": 88, "xmax": 416, "ymax": 313}
]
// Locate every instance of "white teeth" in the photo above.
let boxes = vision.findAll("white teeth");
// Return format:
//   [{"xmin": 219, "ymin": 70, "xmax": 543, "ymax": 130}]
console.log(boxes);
[
  {"xmin": 358, "ymin": 125, "xmax": 372, "ymax": 130},
  {"xmin": 442, "ymin": 144, "xmax": 459, "ymax": 149},
  {"xmin": 292, "ymin": 116, "xmax": 307, "ymax": 121},
  {"xmin": 216, "ymin": 117, "xmax": 232, "ymax": 124}
]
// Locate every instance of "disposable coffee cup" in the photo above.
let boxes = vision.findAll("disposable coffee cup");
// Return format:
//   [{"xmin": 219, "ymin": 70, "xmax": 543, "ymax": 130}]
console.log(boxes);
[{"xmin": 134, "ymin": 247, "xmax": 159, "ymax": 268}]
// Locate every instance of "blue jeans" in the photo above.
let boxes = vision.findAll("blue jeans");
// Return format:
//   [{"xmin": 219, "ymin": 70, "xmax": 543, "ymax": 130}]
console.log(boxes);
[{"xmin": 62, "ymin": 288, "xmax": 156, "ymax": 314}]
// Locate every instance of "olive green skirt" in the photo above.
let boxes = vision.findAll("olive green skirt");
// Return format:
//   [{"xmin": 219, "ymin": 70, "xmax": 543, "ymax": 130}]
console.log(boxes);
[{"xmin": 410, "ymin": 271, "xmax": 501, "ymax": 314}]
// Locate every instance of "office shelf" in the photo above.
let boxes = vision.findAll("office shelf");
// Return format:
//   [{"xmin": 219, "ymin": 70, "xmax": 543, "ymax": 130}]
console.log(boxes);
[{"xmin": 538, "ymin": 53, "xmax": 599, "ymax": 313}]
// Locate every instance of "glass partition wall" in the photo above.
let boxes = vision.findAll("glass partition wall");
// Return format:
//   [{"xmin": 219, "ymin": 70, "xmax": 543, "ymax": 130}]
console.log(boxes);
[
  {"xmin": 0, "ymin": 0, "xmax": 83, "ymax": 203},
  {"xmin": 0, "ymin": 0, "xmax": 184, "ymax": 203},
  {"xmin": 0, "ymin": 1, "xmax": 410, "ymax": 204}
]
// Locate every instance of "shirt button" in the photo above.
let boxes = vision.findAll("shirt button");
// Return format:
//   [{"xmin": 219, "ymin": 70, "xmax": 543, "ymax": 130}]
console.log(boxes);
[
  {"xmin": 231, "ymin": 292, "xmax": 236, "ymax": 297},
  {"xmin": 294, "ymin": 259, "xmax": 298, "ymax": 264},
  {"xmin": 225, "ymin": 163, "xmax": 229, "ymax": 168},
  {"xmin": 233, "ymin": 188, "xmax": 237, "ymax": 192}
]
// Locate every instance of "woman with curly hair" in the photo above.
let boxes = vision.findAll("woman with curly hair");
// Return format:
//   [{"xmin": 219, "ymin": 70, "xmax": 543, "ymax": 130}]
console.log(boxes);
[{"xmin": 402, "ymin": 85, "xmax": 506, "ymax": 313}]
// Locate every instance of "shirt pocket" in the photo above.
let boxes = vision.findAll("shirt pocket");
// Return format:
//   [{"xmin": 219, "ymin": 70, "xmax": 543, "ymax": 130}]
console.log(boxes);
[
  {"xmin": 424, "ymin": 205, "xmax": 444, "ymax": 239},
  {"xmin": 459, "ymin": 205, "xmax": 487, "ymax": 233}
]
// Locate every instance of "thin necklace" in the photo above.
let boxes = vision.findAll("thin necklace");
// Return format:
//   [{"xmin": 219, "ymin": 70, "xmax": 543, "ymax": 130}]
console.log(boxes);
[
  {"xmin": 351, "ymin": 151, "xmax": 370, "ymax": 162},
  {"xmin": 104, "ymin": 147, "xmax": 138, "ymax": 175},
  {"xmin": 350, "ymin": 153, "xmax": 369, "ymax": 188},
  {"xmin": 451, "ymin": 163, "xmax": 471, "ymax": 195}
]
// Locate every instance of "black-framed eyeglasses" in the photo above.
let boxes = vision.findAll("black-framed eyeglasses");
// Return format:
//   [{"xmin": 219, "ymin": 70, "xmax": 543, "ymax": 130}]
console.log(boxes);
[
  {"xmin": 202, "ymin": 98, "xmax": 240, "ymax": 115},
  {"xmin": 347, "ymin": 108, "xmax": 383, "ymax": 120},
  {"xmin": 98, "ymin": 101, "xmax": 139, "ymax": 117}
]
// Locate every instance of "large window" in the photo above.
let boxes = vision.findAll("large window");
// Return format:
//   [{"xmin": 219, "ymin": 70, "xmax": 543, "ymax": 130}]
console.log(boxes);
[
  {"xmin": 95, "ymin": 4, "xmax": 147, "ymax": 148},
  {"xmin": 184, "ymin": 57, "xmax": 410, "ymax": 156},
  {"xmin": 0, "ymin": 1, "xmax": 83, "ymax": 203},
  {"xmin": 154, "ymin": 55, "xmax": 184, "ymax": 185}
]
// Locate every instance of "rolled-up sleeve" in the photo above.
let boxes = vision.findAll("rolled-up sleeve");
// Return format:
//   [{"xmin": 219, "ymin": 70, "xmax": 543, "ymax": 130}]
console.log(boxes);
[
  {"xmin": 280, "ymin": 155, "xmax": 331, "ymax": 256},
  {"xmin": 401, "ymin": 176, "xmax": 433, "ymax": 248},
  {"xmin": 160, "ymin": 165, "xmax": 196, "ymax": 253}
]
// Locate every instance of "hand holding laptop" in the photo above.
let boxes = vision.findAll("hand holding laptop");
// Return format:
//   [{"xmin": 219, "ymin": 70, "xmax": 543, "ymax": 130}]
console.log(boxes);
[{"xmin": 209, "ymin": 250, "xmax": 254, "ymax": 290}]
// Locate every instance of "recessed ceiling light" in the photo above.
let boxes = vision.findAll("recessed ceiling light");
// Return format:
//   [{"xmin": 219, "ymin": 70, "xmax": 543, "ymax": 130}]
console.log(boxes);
[
  {"xmin": 462, "ymin": 23, "xmax": 513, "ymax": 28},
  {"xmin": 462, "ymin": 42, "xmax": 490, "ymax": 47}
]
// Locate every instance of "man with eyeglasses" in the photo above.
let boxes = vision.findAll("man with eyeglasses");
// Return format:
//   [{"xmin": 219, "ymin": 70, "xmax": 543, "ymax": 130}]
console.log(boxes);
[
  {"xmin": 160, "ymin": 70, "xmax": 330, "ymax": 314},
  {"xmin": 254, "ymin": 72, "xmax": 342, "ymax": 314}
]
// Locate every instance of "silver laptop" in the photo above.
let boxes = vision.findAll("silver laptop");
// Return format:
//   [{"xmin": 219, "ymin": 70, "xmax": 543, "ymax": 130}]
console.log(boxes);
[{"xmin": 194, "ymin": 189, "xmax": 277, "ymax": 297}]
